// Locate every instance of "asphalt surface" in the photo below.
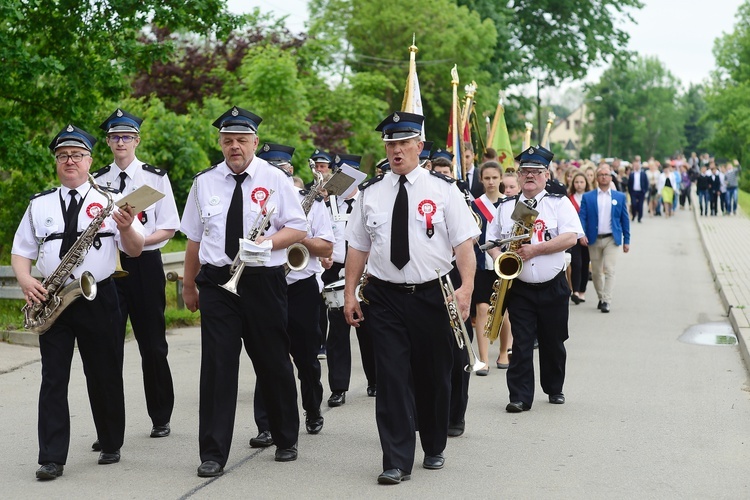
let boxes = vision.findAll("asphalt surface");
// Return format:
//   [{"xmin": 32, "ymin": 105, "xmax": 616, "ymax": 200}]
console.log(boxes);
[{"xmin": 1, "ymin": 202, "xmax": 749, "ymax": 499}]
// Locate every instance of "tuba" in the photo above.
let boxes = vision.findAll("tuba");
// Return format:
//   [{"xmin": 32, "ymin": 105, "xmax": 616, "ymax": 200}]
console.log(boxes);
[
  {"xmin": 437, "ymin": 269, "xmax": 486, "ymax": 373},
  {"xmin": 484, "ymin": 201, "xmax": 538, "ymax": 343},
  {"xmin": 23, "ymin": 174, "xmax": 114, "ymax": 334}
]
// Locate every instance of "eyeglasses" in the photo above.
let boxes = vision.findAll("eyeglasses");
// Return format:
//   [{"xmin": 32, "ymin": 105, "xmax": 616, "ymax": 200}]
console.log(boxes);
[
  {"xmin": 55, "ymin": 153, "xmax": 91, "ymax": 163},
  {"xmin": 107, "ymin": 135, "xmax": 137, "ymax": 143},
  {"xmin": 519, "ymin": 168, "xmax": 546, "ymax": 177},
  {"xmin": 597, "ymin": 173, "xmax": 611, "ymax": 177}
]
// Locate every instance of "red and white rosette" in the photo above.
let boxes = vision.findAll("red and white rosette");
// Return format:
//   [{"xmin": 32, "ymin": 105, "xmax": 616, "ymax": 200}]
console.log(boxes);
[
  {"xmin": 533, "ymin": 219, "xmax": 546, "ymax": 242},
  {"xmin": 251, "ymin": 187, "xmax": 270, "ymax": 213},
  {"xmin": 418, "ymin": 199, "xmax": 437, "ymax": 238},
  {"xmin": 86, "ymin": 202, "xmax": 106, "ymax": 228}
]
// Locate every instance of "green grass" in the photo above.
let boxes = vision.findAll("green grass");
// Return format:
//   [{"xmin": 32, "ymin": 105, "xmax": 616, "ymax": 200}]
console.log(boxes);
[{"xmin": 739, "ymin": 189, "xmax": 750, "ymax": 216}]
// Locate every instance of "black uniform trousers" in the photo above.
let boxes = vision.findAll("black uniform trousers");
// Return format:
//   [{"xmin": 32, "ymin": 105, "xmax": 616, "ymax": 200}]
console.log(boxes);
[
  {"xmin": 196, "ymin": 265, "xmax": 299, "ymax": 467},
  {"xmin": 254, "ymin": 275, "xmax": 323, "ymax": 430},
  {"xmin": 506, "ymin": 272, "xmax": 570, "ymax": 407},
  {"xmin": 364, "ymin": 280, "xmax": 453, "ymax": 474},
  {"xmin": 117, "ymin": 249, "xmax": 174, "ymax": 426},
  {"xmin": 38, "ymin": 279, "xmax": 124, "ymax": 464},
  {"xmin": 323, "ymin": 264, "xmax": 377, "ymax": 392},
  {"xmin": 448, "ymin": 267, "xmax": 473, "ymax": 427}
]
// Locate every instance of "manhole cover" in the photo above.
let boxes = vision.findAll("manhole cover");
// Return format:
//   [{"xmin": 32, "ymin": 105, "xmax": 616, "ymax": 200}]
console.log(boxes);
[{"xmin": 679, "ymin": 322, "xmax": 737, "ymax": 346}]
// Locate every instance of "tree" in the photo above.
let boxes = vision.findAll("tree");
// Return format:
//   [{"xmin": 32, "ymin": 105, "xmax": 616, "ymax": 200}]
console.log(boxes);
[
  {"xmin": 681, "ymin": 84, "xmax": 711, "ymax": 156},
  {"xmin": 309, "ymin": 0, "xmax": 497, "ymax": 138},
  {"xmin": 584, "ymin": 56, "xmax": 685, "ymax": 161}
]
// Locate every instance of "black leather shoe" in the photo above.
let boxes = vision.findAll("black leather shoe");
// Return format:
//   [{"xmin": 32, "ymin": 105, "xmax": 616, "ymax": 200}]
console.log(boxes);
[
  {"xmin": 377, "ymin": 468, "xmax": 410, "ymax": 484},
  {"xmin": 423, "ymin": 453, "xmax": 445, "ymax": 470},
  {"xmin": 597, "ymin": 300, "xmax": 604, "ymax": 310},
  {"xmin": 506, "ymin": 401, "xmax": 531, "ymax": 413},
  {"xmin": 447, "ymin": 421, "xmax": 465, "ymax": 437},
  {"xmin": 197, "ymin": 460, "xmax": 224, "ymax": 477},
  {"xmin": 91, "ymin": 439, "xmax": 101, "ymax": 451},
  {"xmin": 249, "ymin": 430, "xmax": 274, "ymax": 448},
  {"xmin": 305, "ymin": 412, "xmax": 324, "ymax": 434},
  {"xmin": 275, "ymin": 444, "xmax": 298, "ymax": 462},
  {"xmin": 150, "ymin": 423, "xmax": 170, "ymax": 438},
  {"xmin": 570, "ymin": 294, "xmax": 581, "ymax": 305},
  {"xmin": 98, "ymin": 450, "xmax": 120, "ymax": 465},
  {"xmin": 367, "ymin": 386, "xmax": 377, "ymax": 397},
  {"xmin": 549, "ymin": 393, "xmax": 565, "ymax": 404},
  {"xmin": 36, "ymin": 463, "xmax": 64, "ymax": 480},
  {"xmin": 600, "ymin": 302, "xmax": 610, "ymax": 313},
  {"xmin": 327, "ymin": 391, "xmax": 346, "ymax": 407}
]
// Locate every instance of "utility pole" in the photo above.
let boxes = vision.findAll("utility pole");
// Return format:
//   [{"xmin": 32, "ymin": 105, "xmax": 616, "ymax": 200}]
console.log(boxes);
[
  {"xmin": 607, "ymin": 114, "xmax": 614, "ymax": 158},
  {"xmin": 536, "ymin": 79, "xmax": 542, "ymax": 145}
]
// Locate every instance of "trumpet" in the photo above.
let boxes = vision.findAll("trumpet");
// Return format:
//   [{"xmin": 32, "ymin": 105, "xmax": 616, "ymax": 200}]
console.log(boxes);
[
  {"xmin": 221, "ymin": 190, "xmax": 276, "ymax": 296},
  {"xmin": 436, "ymin": 268, "xmax": 486, "ymax": 373}
]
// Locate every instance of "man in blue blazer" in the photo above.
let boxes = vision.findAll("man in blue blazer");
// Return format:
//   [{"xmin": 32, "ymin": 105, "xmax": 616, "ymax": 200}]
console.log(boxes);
[
  {"xmin": 579, "ymin": 165, "xmax": 630, "ymax": 313},
  {"xmin": 627, "ymin": 157, "xmax": 649, "ymax": 222}
]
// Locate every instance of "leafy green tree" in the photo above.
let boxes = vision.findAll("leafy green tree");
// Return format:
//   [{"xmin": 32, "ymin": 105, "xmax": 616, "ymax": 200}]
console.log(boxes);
[
  {"xmin": 681, "ymin": 84, "xmax": 711, "ymax": 156},
  {"xmin": 584, "ymin": 56, "xmax": 685, "ymax": 160}
]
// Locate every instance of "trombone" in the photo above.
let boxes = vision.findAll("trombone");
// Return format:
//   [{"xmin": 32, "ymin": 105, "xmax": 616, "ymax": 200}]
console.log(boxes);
[{"xmin": 436, "ymin": 268, "xmax": 486, "ymax": 373}]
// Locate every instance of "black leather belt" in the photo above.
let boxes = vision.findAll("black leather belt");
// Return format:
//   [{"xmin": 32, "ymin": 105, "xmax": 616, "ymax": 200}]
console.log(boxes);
[
  {"xmin": 204, "ymin": 263, "xmax": 281, "ymax": 276},
  {"xmin": 599, "ymin": 233, "xmax": 612, "ymax": 238},
  {"xmin": 517, "ymin": 271, "xmax": 563, "ymax": 289},
  {"xmin": 368, "ymin": 276, "xmax": 439, "ymax": 294},
  {"xmin": 121, "ymin": 249, "xmax": 161, "ymax": 258}
]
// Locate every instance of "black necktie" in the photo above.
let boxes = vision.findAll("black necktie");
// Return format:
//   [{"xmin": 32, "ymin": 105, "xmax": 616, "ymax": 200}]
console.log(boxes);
[
  {"xmin": 225, "ymin": 173, "xmax": 247, "ymax": 259},
  {"xmin": 344, "ymin": 198, "xmax": 355, "ymax": 214},
  {"xmin": 525, "ymin": 198, "xmax": 537, "ymax": 210},
  {"xmin": 60, "ymin": 190, "xmax": 80, "ymax": 258},
  {"xmin": 118, "ymin": 171, "xmax": 127, "ymax": 193},
  {"xmin": 390, "ymin": 175, "xmax": 409, "ymax": 269}
]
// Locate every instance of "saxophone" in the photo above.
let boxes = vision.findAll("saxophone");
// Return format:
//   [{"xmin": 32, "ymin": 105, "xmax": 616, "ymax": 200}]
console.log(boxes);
[
  {"xmin": 284, "ymin": 170, "xmax": 324, "ymax": 275},
  {"xmin": 483, "ymin": 201, "xmax": 538, "ymax": 343},
  {"xmin": 23, "ymin": 174, "xmax": 114, "ymax": 334}
]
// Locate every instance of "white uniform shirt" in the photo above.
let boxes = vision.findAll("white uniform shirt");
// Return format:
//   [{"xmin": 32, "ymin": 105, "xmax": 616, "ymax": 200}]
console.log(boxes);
[
  {"xmin": 92, "ymin": 157, "xmax": 180, "ymax": 251},
  {"xmin": 597, "ymin": 187, "xmax": 613, "ymax": 234},
  {"xmin": 330, "ymin": 192, "xmax": 357, "ymax": 264},
  {"xmin": 487, "ymin": 190, "xmax": 583, "ymax": 284},
  {"xmin": 180, "ymin": 157, "xmax": 308, "ymax": 267},
  {"xmin": 12, "ymin": 181, "xmax": 145, "ymax": 284},
  {"xmin": 346, "ymin": 167, "xmax": 480, "ymax": 284},
  {"xmin": 286, "ymin": 191, "xmax": 334, "ymax": 288}
]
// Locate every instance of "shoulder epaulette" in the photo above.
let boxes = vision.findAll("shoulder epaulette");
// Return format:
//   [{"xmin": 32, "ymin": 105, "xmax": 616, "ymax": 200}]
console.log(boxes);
[
  {"xmin": 298, "ymin": 189, "xmax": 324, "ymax": 202},
  {"xmin": 546, "ymin": 192, "xmax": 566, "ymax": 198},
  {"xmin": 194, "ymin": 164, "xmax": 218, "ymax": 179},
  {"xmin": 499, "ymin": 194, "xmax": 519, "ymax": 204},
  {"xmin": 30, "ymin": 187, "xmax": 57, "ymax": 200},
  {"xmin": 142, "ymin": 164, "xmax": 167, "ymax": 177},
  {"xmin": 91, "ymin": 165, "xmax": 111, "ymax": 179},
  {"xmin": 429, "ymin": 170, "xmax": 457, "ymax": 183},
  {"xmin": 359, "ymin": 174, "xmax": 384, "ymax": 191},
  {"xmin": 271, "ymin": 164, "xmax": 292, "ymax": 177}
]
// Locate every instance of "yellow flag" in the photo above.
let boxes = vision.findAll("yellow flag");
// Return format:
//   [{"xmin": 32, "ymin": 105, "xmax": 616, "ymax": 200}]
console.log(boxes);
[{"xmin": 488, "ymin": 91, "xmax": 514, "ymax": 170}]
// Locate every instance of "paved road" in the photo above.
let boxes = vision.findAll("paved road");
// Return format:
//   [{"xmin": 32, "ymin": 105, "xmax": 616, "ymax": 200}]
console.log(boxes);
[{"xmin": 1, "ymin": 204, "xmax": 749, "ymax": 499}]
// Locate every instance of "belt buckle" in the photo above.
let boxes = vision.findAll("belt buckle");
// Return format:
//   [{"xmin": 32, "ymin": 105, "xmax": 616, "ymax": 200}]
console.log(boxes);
[{"xmin": 402, "ymin": 284, "xmax": 416, "ymax": 293}]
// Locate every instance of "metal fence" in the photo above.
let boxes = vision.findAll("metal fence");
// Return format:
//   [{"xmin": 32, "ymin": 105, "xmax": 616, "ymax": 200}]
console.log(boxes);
[{"xmin": 0, "ymin": 251, "xmax": 186, "ymax": 306}]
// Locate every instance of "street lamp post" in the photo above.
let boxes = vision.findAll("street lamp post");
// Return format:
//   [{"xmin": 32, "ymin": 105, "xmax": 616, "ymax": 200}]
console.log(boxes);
[{"xmin": 607, "ymin": 114, "xmax": 614, "ymax": 158}]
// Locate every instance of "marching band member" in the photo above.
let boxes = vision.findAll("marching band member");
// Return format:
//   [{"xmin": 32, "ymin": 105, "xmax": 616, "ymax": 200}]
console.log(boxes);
[
  {"xmin": 180, "ymin": 107, "xmax": 307, "ymax": 477},
  {"xmin": 91, "ymin": 108, "xmax": 180, "ymax": 445},
  {"xmin": 486, "ymin": 146, "xmax": 582, "ymax": 413},
  {"xmin": 12, "ymin": 124, "xmax": 144, "ymax": 479},
  {"xmin": 249, "ymin": 143, "xmax": 334, "ymax": 447},
  {"xmin": 344, "ymin": 111, "xmax": 480, "ymax": 484},
  {"xmin": 322, "ymin": 155, "xmax": 377, "ymax": 408}
]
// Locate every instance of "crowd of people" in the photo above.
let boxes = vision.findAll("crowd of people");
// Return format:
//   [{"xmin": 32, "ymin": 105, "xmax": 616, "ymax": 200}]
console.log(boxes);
[{"xmin": 10, "ymin": 104, "xmax": 740, "ymax": 485}]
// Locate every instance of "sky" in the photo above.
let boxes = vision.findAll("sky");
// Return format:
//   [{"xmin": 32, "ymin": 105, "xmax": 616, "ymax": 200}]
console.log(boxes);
[{"xmin": 227, "ymin": 0, "xmax": 746, "ymax": 87}]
